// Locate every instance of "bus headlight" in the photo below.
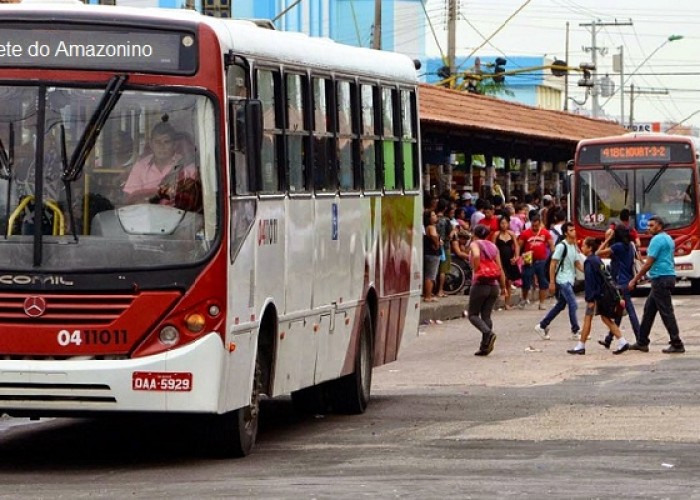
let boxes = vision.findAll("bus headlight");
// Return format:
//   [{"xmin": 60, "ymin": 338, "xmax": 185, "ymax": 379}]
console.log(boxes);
[{"xmin": 159, "ymin": 325, "xmax": 180, "ymax": 346}]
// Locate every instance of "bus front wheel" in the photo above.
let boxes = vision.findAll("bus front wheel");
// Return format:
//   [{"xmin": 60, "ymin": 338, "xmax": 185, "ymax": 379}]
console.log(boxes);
[{"xmin": 206, "ymin": 356, "xmax": 262, "ymax": 458}]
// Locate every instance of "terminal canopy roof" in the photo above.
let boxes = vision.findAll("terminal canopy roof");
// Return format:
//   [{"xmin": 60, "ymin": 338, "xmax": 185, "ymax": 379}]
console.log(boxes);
[{"xmin": 419, "ymin": 84, "xmax": 627, "ymax": 164}]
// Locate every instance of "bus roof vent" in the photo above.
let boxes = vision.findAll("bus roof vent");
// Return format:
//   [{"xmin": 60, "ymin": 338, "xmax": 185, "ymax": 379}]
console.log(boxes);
[{"xmin": 247, "ymin": 19, "xmax": 276, "ymax": 30}]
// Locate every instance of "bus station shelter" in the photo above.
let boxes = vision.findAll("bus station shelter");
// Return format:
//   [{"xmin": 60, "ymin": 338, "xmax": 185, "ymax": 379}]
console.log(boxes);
[{"xmin": 419, "ymin": 83, "xmax": 627, "ymax": 199}]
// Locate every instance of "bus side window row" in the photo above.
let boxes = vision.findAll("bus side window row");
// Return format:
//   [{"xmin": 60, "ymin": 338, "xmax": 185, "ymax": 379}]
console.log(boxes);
[{"xmin": 227, "ymin": 63, "xmax": 419, "ymax": 195}]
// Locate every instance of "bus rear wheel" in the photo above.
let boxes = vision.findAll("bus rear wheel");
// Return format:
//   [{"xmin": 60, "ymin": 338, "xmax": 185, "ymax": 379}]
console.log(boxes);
[{"xmin": 330, "ymin": 305, "xmax": 373, "ymax": 414}]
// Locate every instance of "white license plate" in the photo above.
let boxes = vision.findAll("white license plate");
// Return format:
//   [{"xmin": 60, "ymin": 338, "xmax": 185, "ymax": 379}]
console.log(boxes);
[{"xmin": 132, "ymin": 371, "xmax": 193, "ymax": 392}]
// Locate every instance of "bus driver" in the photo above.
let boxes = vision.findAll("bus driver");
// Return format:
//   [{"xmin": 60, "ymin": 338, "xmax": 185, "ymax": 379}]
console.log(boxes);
[{"xmin": 122, "ymin": 121, "xmax": 200, "ymax": 210}]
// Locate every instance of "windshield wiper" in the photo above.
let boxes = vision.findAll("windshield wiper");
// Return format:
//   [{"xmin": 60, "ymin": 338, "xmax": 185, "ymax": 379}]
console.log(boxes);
[
  {"xmin": 1, "ymin": 122, "xmax": 13, "ymax": 238},
  {"xmin": 58, "ymin": 124, "xmax": 77, "ymax": 241},
  {"xmin": 61, "ymin": 74, "xmax": 128, "ymax": 241},
  {"xmin": 0, "ymin": 123, "xmax": 12, "ymax": 180},
  {"xmin": 643, "ymin": 164, "xmax": 669, "ymax": 195},
  {"xmin": 63, "ymin": 74, "xmax": 128, "ymax": 182}
]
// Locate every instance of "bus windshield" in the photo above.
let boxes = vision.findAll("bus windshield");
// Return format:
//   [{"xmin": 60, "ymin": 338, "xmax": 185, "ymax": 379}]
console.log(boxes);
[
  {"xmin": 0, "ymin": 84, "xmax": 218, "ymax": 271},
  {"xmin": 577, "ymin": 166, "xmax": 695, "ymax": 231}
]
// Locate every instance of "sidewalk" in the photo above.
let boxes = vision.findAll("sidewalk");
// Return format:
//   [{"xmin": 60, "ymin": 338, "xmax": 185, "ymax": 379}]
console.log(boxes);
[
  {"xmin": 419, "ymin": 291, "xmax": 528, "ymax": 323},
  {"xmin": 419, "ymin": 294, "xmax": 469, "ymax": 323}
]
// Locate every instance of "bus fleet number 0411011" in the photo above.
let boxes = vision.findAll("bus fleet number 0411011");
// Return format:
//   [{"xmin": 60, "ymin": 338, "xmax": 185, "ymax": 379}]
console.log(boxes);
[{"xmin": 57, "ymin": 329, "xmax": 128, "ymax": 347}]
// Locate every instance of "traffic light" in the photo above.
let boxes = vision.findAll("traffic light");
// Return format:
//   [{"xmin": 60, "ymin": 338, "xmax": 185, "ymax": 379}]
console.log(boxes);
[
  {"xmin": 493, "ymin": 57, "xmax": 507, "ymax": 83},
  {"xmin": 578, "ymin": 62, "xmax": 595, "ymax": 87},
  {"xmin": 551, "ymin": 59, "xmax": 568, "ymax": 77},
  {"xmin": 437, "ymin": 65, "xmax": 451, "ymax": 80}
]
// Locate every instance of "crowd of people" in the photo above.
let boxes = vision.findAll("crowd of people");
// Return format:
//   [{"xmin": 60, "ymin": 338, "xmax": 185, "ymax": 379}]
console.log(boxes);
[{"xmin": 422, "ymin": 189, "xmax": 685, "ymax": 358}]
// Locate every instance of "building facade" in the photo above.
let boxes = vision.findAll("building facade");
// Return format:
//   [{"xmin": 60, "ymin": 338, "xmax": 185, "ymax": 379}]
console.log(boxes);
[
  {"xmin": 233, "ymin": 0, "xmax": 425, "ymax": 58},
  {"xmin": 82, "ymin": 0, "xmax": 425, "ymax": 58}
]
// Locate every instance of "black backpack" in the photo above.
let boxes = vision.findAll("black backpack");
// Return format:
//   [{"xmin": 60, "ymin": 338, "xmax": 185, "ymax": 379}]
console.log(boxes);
[{"xmin": 597, "ymin": 263, "xmax": 625, "ymax": 318}]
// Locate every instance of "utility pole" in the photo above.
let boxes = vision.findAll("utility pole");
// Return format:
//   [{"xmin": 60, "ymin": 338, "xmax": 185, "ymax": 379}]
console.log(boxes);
[
  {"xmin": 628, "ymin": 84, "xmax": 669, "ymax": 129},
  {"xmin": 563, "ymin": 22, "xmax": 570, "ymax": 111},
  {"xmin": 580, "ymin": 19, "xmax": 633, "ymax": 118},
  {"xmin": 372, "ymin": 0, "xmax": 382, "ymax": 50},
  {"xmin": 618, "ymin": 46, "xmax": 624, "ymax": 124},
  {"xmin": 447, "ymin": 0, "xmax": 457, "ymax": 87}
]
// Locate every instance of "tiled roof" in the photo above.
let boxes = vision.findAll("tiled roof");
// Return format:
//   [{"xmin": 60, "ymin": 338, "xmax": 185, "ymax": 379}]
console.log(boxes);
[{"xmin": 419, "ymin": 83, "xmax": 626, "ymax": 144}]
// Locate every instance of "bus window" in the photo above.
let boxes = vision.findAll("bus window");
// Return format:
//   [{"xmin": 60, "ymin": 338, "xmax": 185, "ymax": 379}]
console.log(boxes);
[
  {"xmin": 286, "ymin": 73, "xmax": 308, "ymax": 192},
  {"xmin": 228, "ymin": 63, "xmax": 252, "ymax": 194},
  {"xmin": 381, "ymin": 87, "xmax": 397, "ymax": 190},
  {"xmin": 360, "ymin": 84, "xmax": 378, "ymax": 191},
  {"xmin": 635, "ymin": 168, "xmax": 695, "ymax": 229},
  {"xmin": 400, "ymin": 89, "xmax": 418, "ymax": 190},
  {"xmin": 257, "ymin": 68, "xmax": 281, "ymax": 193},
  {"xmin": 312, "ymin": 77, "xmax": 335, "ymax": 192},
  {"xmin": 227, "ymin": 63, "xmax": 249, "ymax": 99},
  {"xmin": 337, "ymin": 80, "xmax": 356, "ymax": 191}
]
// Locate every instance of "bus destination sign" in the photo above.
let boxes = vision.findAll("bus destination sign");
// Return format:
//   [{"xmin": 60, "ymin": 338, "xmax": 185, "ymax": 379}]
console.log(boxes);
[
  {"xmin": 600, "ymin": 145, "xmax": 671, "ymax": 163},
  {"xmin": 578, "ymin": 142, "xmax": 694, "ymax": 165},
  {"xmin": 0, "ymin": 26, "xmax": 197, "ymax": 74}
]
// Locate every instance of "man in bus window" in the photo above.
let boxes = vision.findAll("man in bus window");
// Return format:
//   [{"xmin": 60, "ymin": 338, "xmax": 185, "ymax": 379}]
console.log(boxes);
[
  {"xmin": 122, "ymin": 121, "xmax": 200, "ymax": 211},
  {"xmin": 661, "ymin": 183, "xmax": 691, "ymax": 204}
]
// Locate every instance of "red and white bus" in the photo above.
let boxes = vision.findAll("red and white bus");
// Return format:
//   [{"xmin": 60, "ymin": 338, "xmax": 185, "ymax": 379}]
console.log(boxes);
[
  {"xmin": 0, "ymin": 2, "xmax": 422, "ymax": 456},
  {"xmin": 572, "ymin": 133, "xmax": 700, "ymax": 290}
]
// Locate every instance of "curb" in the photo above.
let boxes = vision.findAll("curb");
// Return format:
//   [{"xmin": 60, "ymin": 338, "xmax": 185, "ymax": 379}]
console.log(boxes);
[{"xmin": 419, "ymin": 294, "xmax": 468, "ymax": 323}]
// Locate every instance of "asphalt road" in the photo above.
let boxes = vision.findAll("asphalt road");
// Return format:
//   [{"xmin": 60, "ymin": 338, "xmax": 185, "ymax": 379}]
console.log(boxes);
[{"xmin": 1, "ymin": 291, "xmax": 700, "ymax": 499}]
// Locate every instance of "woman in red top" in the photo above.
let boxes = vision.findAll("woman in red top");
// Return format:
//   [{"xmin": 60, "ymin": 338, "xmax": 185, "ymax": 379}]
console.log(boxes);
[
  {"xmin": 480, "ymin": 202, "xmax": 500, "ymax": 234},
  {"xmin": 517, "ymin": 213, "xmax": 555, "ymax": 310}
]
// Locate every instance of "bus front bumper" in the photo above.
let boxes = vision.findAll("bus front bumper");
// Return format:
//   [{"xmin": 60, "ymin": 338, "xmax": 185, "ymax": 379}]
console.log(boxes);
[{"xmin": 0, "ymin": 333, "xmax": 227, "ymax": 416}]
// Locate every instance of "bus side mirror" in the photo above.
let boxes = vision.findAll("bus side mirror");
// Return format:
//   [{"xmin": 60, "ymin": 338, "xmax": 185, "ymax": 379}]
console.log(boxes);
[
  {"xmin": 561, "ymin": 172, "xmax": 571, "ymax": 195},
  {"xmin": 244, "ymin": 99, "xmax": 263, "ymax": 192}
]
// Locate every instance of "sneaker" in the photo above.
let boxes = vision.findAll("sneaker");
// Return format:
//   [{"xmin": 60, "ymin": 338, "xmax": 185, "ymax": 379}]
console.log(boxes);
[
  {"xmin": 517, "ymin": 299, "xmax": 527, "ymax": 309},
  {"xmin": 571, "ymin": 332, "xmax": 581, "ymax": 341},
  {"xmin": 534, "ymin": 323, "xmax": 550, "ymax": 340},
  {"xmin": 538, "ymin": 303, "xmax": 547, "ymax": 310},
  {"xmin": 662, "ymin": 344, "xmax": 685, "ymax": 354}
]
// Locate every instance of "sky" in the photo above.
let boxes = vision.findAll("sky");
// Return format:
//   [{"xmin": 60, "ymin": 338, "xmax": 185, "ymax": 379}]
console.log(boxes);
[{"xmin": 421, "ymin": 0, "xmax": 700, "ymax": 130}]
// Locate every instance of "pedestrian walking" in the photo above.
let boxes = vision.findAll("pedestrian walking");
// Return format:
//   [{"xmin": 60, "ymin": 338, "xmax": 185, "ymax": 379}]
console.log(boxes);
[
  {"xmin": 435, "ymin": 199, "xmax": 454, "ymax": 298},
  {"xmin": 628, "ymin": 216, "xmax": 685, "ymax": 353},
  {"xmin": 567, "ymin": 237, "xmax": 630, "ymax": 355},
  {"xmin": 534, "ymin": 222, "xmax": 582, "ymax": 340},
  {"xmin": 596, "ymin": 225, "xmax": 641, "ymax": 348},
  {"xmin": 468, "ymin": 224, "xmax": 506, "ymax": 356}
]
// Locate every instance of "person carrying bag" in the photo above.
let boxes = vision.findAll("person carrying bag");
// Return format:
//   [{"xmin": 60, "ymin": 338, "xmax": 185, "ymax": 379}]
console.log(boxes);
[{"xmin": 468, "ymin": 224, "xmax": 506, "ymax": 357}]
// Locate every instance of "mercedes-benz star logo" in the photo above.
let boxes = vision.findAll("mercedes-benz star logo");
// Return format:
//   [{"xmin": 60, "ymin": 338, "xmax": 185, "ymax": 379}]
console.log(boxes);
[{"xmin": 23, "ymin": 296, "xmax": 47, "ymax": 318}]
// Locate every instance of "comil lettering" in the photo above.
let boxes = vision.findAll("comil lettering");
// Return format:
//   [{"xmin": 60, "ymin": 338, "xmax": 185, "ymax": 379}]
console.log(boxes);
[{"xmin": 54, "ymin": 41, "xmax": 153, "ymax": 58}]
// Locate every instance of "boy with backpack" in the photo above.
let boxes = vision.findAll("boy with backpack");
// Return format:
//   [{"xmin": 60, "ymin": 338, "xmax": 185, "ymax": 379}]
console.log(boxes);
[
  {"xmin": 534, "ymin": 221, "xmax": 582, "ymax": 340},
  {"xmin": 567, "ymin": 237, "xmax": 630, "ymax": 355}
]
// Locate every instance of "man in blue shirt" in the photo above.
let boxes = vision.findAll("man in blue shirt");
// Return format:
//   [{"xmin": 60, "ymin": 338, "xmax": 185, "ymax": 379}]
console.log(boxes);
[{"xmin": 628, "ymin": 216, "xmax": 684, "ymax": 353}]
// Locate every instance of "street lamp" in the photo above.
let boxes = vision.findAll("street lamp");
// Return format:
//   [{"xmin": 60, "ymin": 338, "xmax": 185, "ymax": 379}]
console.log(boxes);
[
  {"xmin": 627, "ymin": 35, "xmax": 683, "ymax": 80},
  {"xmin": 601, "ymin": 34, "xmax": 683, "ymax": 112}
]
